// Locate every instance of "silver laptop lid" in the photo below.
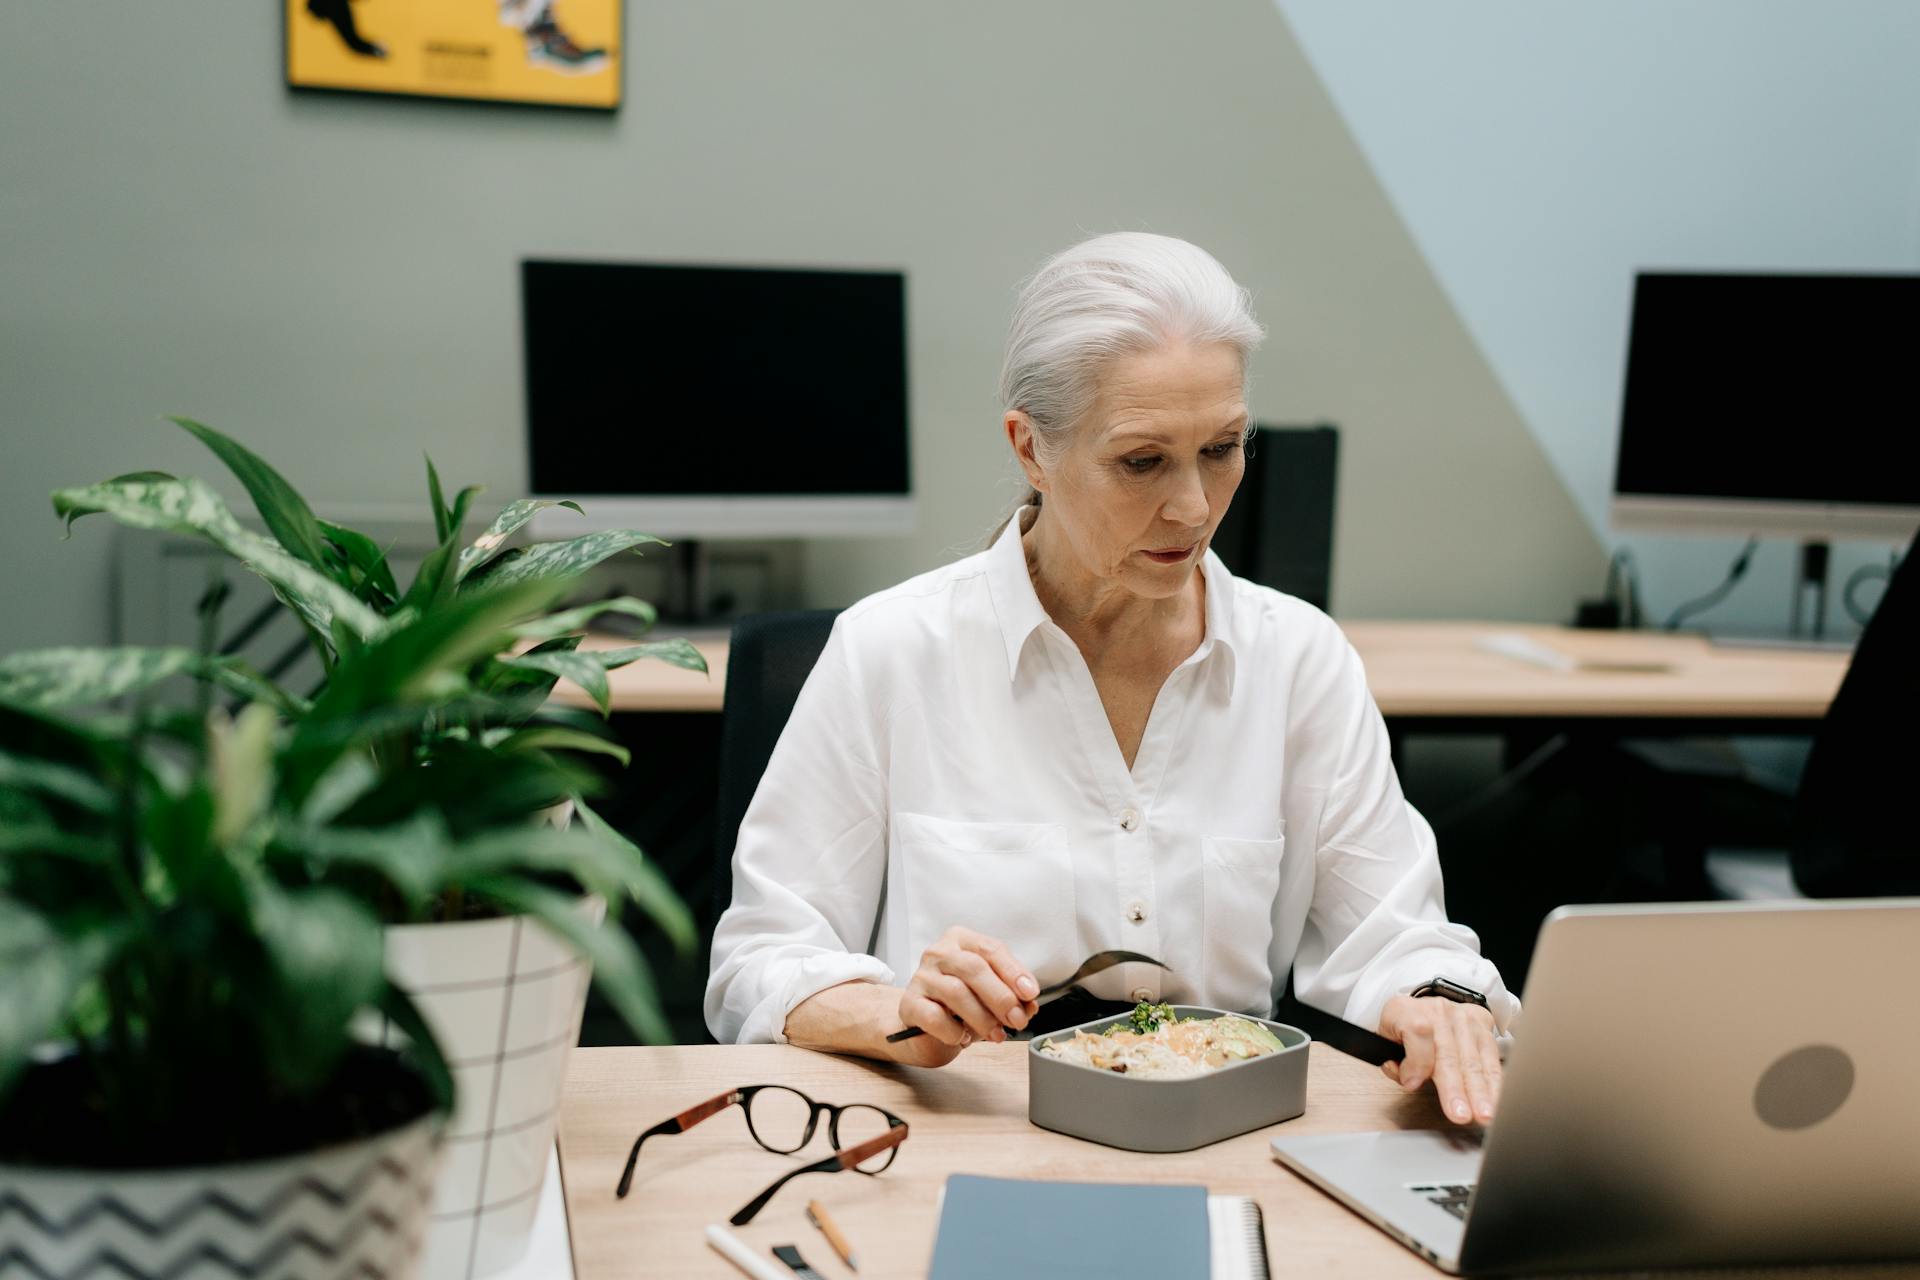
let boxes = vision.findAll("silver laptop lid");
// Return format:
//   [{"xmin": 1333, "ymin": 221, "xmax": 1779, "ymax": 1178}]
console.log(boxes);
[{"xmin": 1461, "ymin": 898, "xmax": 1920, "ymax": 1275}]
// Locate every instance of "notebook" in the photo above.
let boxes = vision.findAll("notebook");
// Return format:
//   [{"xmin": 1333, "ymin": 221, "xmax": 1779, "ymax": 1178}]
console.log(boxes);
[{"xmin": 927, "ymin": 1174, "xmax": 1270, "ymax": 1280}]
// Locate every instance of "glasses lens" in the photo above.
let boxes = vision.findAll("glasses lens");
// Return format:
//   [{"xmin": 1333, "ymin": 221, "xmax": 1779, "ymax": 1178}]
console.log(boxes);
[
  {"xmin": 744, "ymin": 1087, "xmax": 813, "ymax": 1153},
  {"xmin": 834, "ymin": 1105, "xmax": 898, "ymax": 1173}
]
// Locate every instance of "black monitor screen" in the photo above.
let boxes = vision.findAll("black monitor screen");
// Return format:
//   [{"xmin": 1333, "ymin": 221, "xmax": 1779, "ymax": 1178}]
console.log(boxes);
[
  {"xmin": 524, "ymin": 260, "xmax": 909, "ymax": 496},
  {"xmin": 1615, "ymin": 272, "xmax": 1920, "ymax": 507}
]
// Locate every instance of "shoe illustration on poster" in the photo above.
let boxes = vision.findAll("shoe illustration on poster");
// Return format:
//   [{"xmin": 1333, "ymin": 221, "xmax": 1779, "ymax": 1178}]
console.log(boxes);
[{"xmin": 287, "ymin": 0, "xmax": 621, "ymax": 109}]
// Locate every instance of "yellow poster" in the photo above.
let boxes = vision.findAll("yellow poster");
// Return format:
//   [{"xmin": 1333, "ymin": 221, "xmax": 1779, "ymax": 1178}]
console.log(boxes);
[{"xmin": 286, "ymin": 0, "xmax": 621, "ymax": 110}]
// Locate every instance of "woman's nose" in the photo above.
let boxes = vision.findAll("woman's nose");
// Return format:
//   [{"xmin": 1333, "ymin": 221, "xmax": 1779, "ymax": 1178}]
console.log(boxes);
[{"xmin": 1162, "ymin": 465, "xmax": 1210, "ymax": 527}]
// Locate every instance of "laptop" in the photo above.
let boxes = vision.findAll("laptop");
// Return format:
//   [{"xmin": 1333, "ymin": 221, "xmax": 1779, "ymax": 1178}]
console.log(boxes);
[{"xmin": 1270, "ymin": 899, "xmax": 1920, "ymax": 1274}]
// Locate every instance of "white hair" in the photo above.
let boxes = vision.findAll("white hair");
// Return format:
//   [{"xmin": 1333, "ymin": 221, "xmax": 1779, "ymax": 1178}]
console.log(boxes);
[{"xmin": 999, "ymin": 232, "xmax": 1266, "ymax": 475}]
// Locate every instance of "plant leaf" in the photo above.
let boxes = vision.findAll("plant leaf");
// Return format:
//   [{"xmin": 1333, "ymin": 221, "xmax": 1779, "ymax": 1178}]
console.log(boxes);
[
  {"xmin": 458, "ymin": 499, "xmax": 585, "ymax": 582},
  {"xmin": 0, "ymin": 647, "xmax": 196, "ymax": 707},
  {"xmin": 426, "ymin": 456, "xmax": 451, "ymax": 543},
  {"xmin": 246, "ymin": 880, "xmax": 385, "ymax": 1091},
  {"xmin": 0, "ymin": 901, "xmax": 127, "ymax": 1095},
  {"xmin": 467, "ymin": 875, "xmax": 672, "ymax": 1045},
  {"xmin": 496, "ymin": 650, "xmax": 610, "ymax": 715},
  {"xmin": 375, "ymin": 981, "xmax": 455, "ymax": 1115},
  {"xmin": 276, "ymin": 812, "xmax": 448, "ymax": 908},
  {"xmin": 508, "ymin": 597, "xmax": 656, "ymax": 644},
  {"xmin": 470, "ymin": 530, "xmax": 667, "ymax": 589},
  {"xmin": 282, "ymin": 579, "xmax": 569, "ymax": 801},
  {"xmin": 298, "ymin": 753, "xmax": 381, "ymax": 827},
  {"xmin": 399, "ymin": 538, "xmax": 458, "ymax": 614},
  {"xmin": 209, "ymin": 704, "xmax": 277, "ymax": 848},
  {"xmin": 0, "ymin": 749, "xmax": 116, "ymax": 814},
  {"xmin": 594, "ymin": 638, "xmax": 709, "ymax": 676},
  {"xmin": 0, "ymin": 646, "xmax": 304, "ymax": 716},
  {"xmin": 489, "ymin": 725, "xmax": 631, "ymax": 766},
  {"xmin": 319, "ymin": 520, "xmax": 400, "ymax": 604},
  {"xmin": 575, "ymin": 798, "xmax": 696, "ymax": 954},
  {"xmin": 170, "ymin": 417, "xmax": 333, "ymax": 576},
  {"xmin": 50, "ymin": 477, "xmax": 384, "ymax": 642}
]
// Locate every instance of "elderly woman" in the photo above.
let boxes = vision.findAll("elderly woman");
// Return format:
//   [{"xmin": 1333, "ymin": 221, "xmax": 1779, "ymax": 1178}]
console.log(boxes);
[{"xmin": 706, "ymin": 233, "xmax": 1516, "ymax": 1125}]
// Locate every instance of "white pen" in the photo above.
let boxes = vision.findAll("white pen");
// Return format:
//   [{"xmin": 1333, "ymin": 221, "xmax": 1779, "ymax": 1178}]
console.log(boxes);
[{"xmin": 706, "ymin": 1223, "xmax": 788, "ymax": 1280}]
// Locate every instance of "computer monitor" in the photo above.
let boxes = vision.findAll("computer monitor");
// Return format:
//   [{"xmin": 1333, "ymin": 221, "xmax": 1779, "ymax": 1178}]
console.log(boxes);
[
  {"xmin": 522, "ymin": 258, "xmax": 912, "ymax": 539},
  {"xmin": 1610, "ymin": 271, "xmax": 1920, "ymax": 542}
]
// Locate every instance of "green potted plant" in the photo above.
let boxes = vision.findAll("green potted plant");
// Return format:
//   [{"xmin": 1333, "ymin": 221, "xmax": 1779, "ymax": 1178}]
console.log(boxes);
[
  {"xmin": 0, "ymin": 578, "xmax": 674, "ymax": 1279},
  {"xmin": 27, "ymin": 419, "xmax": 704, "ymax": 1277}
]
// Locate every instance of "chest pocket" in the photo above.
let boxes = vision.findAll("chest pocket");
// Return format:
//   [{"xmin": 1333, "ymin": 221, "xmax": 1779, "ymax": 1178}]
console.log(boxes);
[
  {"xmin": 894, "ymin": 812, "xmax": 1078, "ymax": 978},
  {"xmin": 1201, "ymin": 833, "xmax": 1285, "ymax": 1013}
]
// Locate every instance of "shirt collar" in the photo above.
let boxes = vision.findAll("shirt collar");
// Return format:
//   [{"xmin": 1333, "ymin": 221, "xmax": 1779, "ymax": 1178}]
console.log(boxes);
[{"xmin": 984, "ymin": 505, "xmax": 1238, "ymax": 695}]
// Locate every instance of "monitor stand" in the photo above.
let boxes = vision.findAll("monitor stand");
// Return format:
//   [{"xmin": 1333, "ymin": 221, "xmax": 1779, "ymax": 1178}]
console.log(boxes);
[
  {"xmin": 1709, "ymin": 540, "xmax": 1856, "ymax": 653},
  {"xmin": 655, "ymin": 539, "xmax": 737, "ymax": 628}
]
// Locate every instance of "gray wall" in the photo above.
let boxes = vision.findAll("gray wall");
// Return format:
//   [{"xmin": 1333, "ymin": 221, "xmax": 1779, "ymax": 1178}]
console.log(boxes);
[{"xmin": 0, "ymin": 1, "xmax": 1602, "ymax": 654}]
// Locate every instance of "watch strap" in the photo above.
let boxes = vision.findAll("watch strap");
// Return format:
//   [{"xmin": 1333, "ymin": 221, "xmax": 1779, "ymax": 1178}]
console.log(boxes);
[{"xmin": 1411, "ymin": 976, "xmax": 1488, "ymax": 1009}]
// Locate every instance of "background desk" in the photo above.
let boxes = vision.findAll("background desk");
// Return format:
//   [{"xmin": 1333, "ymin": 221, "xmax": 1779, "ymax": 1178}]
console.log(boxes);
[
  {"xmin": 563, "ymin": 622, "xmax": 1849, "ymax": 731},
  {"xmin": 555, "ymin": 1041, "xmax": 1915, "ymax": 1279}
]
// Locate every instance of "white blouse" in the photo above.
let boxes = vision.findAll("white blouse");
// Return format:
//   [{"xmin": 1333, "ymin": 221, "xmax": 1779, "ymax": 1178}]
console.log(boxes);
[{"xmin": 705, "ymin": 513, "xmax": 1517, "ymax": 1045}]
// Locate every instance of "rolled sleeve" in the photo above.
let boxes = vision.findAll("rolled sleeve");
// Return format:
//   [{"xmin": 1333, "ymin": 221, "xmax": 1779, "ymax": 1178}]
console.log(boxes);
[{"xmin": 704, "ymin": 620, "xmax": 895, "ymax": 1044}]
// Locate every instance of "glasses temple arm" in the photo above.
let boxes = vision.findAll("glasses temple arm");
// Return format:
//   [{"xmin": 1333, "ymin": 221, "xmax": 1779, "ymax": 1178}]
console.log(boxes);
[
  {"xmin": 728, "ymin": 1124, "xmax": 908, "ymax": 1227},
  {"xmin": 615, "ymin": 1088, "xmax": 745, "ymax": 1198},
  {"xmin": 730, "ymin": 1156, "xmax": 831, "ymax": 1227},
  {"xmin": 615, "ymin": 1118, "xmax": 681, "ymax": 1198}
]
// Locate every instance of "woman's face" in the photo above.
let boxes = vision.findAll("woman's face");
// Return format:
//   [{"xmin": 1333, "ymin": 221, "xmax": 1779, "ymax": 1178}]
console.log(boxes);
[{"xmin": 1017, "ymin": 340, "xmax": 1248, "ymax": 602}]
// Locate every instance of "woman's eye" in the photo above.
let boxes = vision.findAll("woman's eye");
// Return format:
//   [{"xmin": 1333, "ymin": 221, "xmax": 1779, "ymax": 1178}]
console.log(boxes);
[
  {"xmin": 1204, "ymin": 441, "xmax": 1242, "ymax": 460},
  {"xmin": 1122, "ymin": 456, "xmax": 1161, "ymax": 473}
]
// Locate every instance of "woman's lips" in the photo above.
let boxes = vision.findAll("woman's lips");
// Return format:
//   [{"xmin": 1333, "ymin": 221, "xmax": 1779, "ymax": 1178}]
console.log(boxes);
[{"xmin": 1141, "ymin": 545, "xmax": 1196, "ymax": 564}]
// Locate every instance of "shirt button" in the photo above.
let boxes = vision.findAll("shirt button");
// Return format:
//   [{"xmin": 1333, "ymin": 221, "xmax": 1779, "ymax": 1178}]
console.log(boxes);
[
  {"xmin": 1130, "ymin": 986, "xmax": 1154, "ymax": 1002},
  {"xmin": 1125, "ymin": 901, "xmax": 1148, "ymax": 924},
  {"xmin": 1119, "ymin": 808, "xmax": 1141, "ymax": 831}
]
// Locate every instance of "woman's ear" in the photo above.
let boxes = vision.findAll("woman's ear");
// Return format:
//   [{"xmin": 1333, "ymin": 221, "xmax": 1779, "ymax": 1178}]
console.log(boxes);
[{"xmin": 1004, "ymin": 411, "xmax": 1050, "ymax": 494}]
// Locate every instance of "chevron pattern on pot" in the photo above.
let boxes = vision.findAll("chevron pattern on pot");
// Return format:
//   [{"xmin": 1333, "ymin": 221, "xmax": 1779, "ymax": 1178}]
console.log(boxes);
[{"xmin": 0, "ymin": 1112, "xmax": 439, "ymax": 1280}]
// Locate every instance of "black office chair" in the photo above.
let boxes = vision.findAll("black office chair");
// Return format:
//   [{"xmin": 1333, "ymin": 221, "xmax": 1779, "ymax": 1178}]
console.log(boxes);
[
  {"xmin": 712, "ymin": 609, "xmax": 843, "ymax": 926},
  {"xmin": 1788, "ymin": 529, "xmax": 1919, "ymax": 896},
  {"xmin": 1207, "ymin": 423, "xmax": 1339, "ymax": 609},
  {"xmin": 1645, "ymin": 532, "xmax": 1918, "ymax": 901}
]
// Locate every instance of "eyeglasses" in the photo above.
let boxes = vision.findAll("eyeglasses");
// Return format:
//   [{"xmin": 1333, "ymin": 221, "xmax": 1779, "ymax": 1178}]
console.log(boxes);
[{"xmin": 615, "ymin": 1084, "xmax": 910, "ymax": 1225}]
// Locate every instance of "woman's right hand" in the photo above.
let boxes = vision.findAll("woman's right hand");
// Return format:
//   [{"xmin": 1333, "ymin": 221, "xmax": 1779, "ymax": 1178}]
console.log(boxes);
[{"xmin": 890, "ymin": 926, "xmax": 1041, "ymax": 1066}]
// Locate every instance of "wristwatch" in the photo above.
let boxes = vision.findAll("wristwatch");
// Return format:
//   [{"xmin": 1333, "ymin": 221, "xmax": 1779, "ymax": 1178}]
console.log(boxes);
[{"xmin": 1410, "ymin": 976, "xmax": 1488, "ymax": 1009}]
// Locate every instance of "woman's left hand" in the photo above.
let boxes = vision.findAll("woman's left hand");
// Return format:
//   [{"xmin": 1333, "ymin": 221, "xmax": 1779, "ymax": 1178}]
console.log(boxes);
[{"xmin": 1377, "ymin": 995, "xmax": 1501, "ymax": 1126}]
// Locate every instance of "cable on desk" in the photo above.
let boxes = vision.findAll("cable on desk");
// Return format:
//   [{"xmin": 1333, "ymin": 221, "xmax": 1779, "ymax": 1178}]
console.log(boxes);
[
  {"xmin": 1842, "ymin": 550, "xmax": 1900, "ymax": 628},
  {"xmin": 1664, "ymin": 537, "xmax": 1758, "ymax": 632}
]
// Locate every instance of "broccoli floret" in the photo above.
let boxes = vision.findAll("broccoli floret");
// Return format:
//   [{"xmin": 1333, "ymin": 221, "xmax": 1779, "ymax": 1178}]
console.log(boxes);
[{"xmin": 1127, "ymin": 1001, "xmax": 1176, "ymax": 1034}]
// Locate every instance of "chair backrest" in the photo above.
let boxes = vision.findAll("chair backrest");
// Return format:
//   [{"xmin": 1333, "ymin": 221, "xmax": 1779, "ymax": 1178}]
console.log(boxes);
[
  {"xmin": 1791, "ymin": 530, "xmax": 1920, "ymax": 896},
  {"xmin": 1206, "ymin": 423, "xmax": 1340, "ymax": 610},
  {"xmin": 713, "ymin": 609, "xmax": 842, "ymax": 923}
]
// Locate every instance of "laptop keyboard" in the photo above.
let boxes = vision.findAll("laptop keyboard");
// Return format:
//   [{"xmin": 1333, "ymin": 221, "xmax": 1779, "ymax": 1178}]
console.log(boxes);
[{"xmin": 1408, "ymin": 1183, "xmax": 1476, "ymax": 1221}]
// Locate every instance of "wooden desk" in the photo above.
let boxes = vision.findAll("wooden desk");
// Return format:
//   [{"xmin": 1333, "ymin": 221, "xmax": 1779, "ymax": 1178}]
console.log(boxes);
[
  {"xmin": 556, "ymin": 1043, "xmax": 1913, "ymax": 1279},
  {"xmin": 558, "ymin": 623, "xmax": 1849, "ymax": 730}
]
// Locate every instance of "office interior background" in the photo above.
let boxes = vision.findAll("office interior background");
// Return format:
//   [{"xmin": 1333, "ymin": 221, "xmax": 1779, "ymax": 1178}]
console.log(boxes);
[{"xmin": 4, "ymin": 2, "xmax": 1918, "ymax": 1012}]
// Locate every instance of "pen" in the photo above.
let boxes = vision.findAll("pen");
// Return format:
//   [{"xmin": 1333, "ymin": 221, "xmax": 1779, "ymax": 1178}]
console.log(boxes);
[
  {"xmin": 706, "ymin": 1223, "xmax": 788, "ymax": 1280},
  {"xmin": 806, "ymin": 1200, "xmax": 859, "ymax": 1273}
]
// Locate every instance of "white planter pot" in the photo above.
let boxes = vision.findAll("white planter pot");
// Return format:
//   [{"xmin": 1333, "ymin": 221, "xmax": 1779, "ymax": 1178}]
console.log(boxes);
[
  {"xmin": 0, "ymin": 1108, "xmax": 439, "ymax": 1280},
  {"xmin": 380, "ymin": 896, "xmax": 601, "ymax": 1280}
]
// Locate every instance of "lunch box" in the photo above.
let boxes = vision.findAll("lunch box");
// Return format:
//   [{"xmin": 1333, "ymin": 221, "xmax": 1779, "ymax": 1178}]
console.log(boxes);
[{"xmin": 1026, "ymin": 1005, "xmax": 1310, "ymax": 1152}]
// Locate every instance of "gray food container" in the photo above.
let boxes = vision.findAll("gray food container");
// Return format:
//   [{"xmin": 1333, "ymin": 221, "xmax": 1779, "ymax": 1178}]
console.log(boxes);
[{"xmin": 1027, "ymin": 1005, "xmax": 1310, "ymax": 1152}]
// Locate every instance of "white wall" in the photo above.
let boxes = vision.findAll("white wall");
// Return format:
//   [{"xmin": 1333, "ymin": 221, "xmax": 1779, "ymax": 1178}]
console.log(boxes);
[{"xmin": 1278, "ymin": 0, "xmax": 1920, "ymax": 634}]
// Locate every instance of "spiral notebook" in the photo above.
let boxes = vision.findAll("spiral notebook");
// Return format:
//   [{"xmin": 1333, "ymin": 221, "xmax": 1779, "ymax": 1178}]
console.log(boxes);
[{"xmin": 927, "ymin": 1174, "xmax": 1270, "ymax": 1280}]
